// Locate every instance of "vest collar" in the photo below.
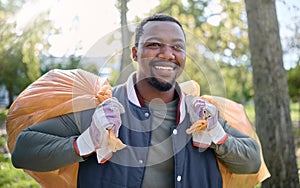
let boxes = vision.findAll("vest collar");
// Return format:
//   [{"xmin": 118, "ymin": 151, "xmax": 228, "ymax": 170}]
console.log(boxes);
[{"xmin": 126, "ymin": 72, "xmax": 186, "ymax": 124}]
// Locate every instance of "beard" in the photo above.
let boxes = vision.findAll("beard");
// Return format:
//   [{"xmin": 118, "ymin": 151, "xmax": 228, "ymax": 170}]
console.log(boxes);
[
  {"xmin": 150, "ymin": 77, "xmax": 175, "ymax": 91},
  {"xmin": 149, "ymin": 75, "xmax": 176, "ymax": 92},
  {"xmin": 147, "ymin": 59, "xmax": 180, "ymax": 91}
]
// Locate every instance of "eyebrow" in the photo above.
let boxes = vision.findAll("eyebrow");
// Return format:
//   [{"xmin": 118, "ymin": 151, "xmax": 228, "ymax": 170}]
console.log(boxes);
[{"xmin": 144, "ymin": 37, "xmax": 185, "ymax": 43}]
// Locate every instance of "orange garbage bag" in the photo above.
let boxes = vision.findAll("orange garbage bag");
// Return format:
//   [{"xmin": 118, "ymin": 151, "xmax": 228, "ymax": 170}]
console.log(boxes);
[
  {"xmin": 201, "ymin": 95, "xmax": 270, "ymax": 188},
  {"xmin": 181, "ymin": 81, "xmax": 270, "ymax": 188},
  {"xmin": 6, "ymin": 69, "xmax": 112, "ymax": 188}
]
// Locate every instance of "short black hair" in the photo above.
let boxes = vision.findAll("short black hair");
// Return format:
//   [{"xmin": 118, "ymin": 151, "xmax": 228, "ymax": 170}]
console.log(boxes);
[{"xmin": 134, "ymin": 14, "xmax": 185, "ymax": 47}]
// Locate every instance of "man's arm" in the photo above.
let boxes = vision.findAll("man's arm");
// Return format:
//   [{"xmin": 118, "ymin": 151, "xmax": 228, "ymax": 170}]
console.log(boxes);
[
  {"xmin": 11, "ymin": 109, "xmax": 95, "ymax": 172},
  {"xmin": 211, "ymin": 117, "xmax": 261, "ymax": 174}
]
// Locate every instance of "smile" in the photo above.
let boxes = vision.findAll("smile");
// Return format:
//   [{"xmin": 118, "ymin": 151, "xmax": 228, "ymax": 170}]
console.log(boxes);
[{"xmin": 154, "ymin": 65, "xmax": 175, "ymax": 71}]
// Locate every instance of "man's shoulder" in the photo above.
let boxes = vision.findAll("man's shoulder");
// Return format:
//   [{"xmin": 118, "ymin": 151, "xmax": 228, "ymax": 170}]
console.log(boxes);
[
  {"xmin": 112, "ymin": 83, "xmax": 128, "ymax": 100},
  {"xmin": 112, "ymin": 83, "xmax": 126, "ymax": 93}
]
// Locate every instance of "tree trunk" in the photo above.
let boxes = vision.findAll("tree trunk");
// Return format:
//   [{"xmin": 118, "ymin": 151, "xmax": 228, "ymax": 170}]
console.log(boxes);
[
  {"xmin": 117, "ymin": 0, "xmax": 134, "ymax": 84},
  {"xmin": 245, "ymin": 0, "xmax": 299, "ymax": 187}
]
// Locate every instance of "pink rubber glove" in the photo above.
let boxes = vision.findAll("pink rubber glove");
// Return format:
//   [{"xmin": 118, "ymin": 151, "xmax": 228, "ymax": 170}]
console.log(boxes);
[
  {"xmin": 186, "ymin": 96, "xmax": 228, "ymax": 148},
  {"xmin": 76, "ymin": 97, "xmax": 125, "ymax": 163}
]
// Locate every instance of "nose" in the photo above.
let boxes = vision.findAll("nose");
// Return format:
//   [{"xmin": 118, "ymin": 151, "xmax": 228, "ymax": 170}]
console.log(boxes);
[{"xmin": 158, "ymin": 44, "xmax": 175, "ymax": 61}]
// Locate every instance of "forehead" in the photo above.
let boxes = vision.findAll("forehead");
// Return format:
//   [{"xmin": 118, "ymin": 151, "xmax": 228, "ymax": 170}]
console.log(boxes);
[{"xmin": 141, "ymin": 21, "xmax": 186, "ymax": 43}]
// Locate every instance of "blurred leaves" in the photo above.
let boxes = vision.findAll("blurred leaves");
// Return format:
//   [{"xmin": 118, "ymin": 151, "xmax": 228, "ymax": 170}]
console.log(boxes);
[
  {"xmin": 287, "ymin": 64, "xmax": 300, "ymax": 101},
  {"xmin": 153, "ymin": 0, "xmax": 252, "ymax": 103},
  {"xmin": 0, "ymin": 0, "xmax": 53, "ymax": 107},
  {"xmin": 1, "ymin": 0, "xmax": 298, "ymax": 105}
]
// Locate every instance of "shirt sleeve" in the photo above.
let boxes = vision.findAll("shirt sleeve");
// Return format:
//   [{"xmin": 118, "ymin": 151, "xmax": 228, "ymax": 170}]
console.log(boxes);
[
  {"xmin": 11, "ymin": 108, "xmax": 95, "ymax": 172},
  {"xmin": 211, "ymin": 116, "xmax": 262, "ymax": 174}
]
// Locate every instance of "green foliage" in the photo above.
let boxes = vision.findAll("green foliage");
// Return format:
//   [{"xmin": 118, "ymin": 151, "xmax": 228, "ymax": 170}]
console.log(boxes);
[
  {"xmin": 41, "ymin": 55, "xmax": 81, "ymax": 75},
  {"xmin": 155, "ymin": 0, "xmax": 249, "ymax": 60},
  {"xmin": 220, "ymin": 63, "xmax": 253, "ymax": 103},
  {"xmin": 287, "ymin": 64, "xmax": 300, "ymax": 101},
  {"xmin": 0, "ymin": 0, "xmax": 53, "ymax": 107},
  {"xmin": 0, "ymin": 108, "xmax": 40, "ymax": 187},
  {"xmin": 153, "ymin": 0, "xmax": 253, "ymax": 102},
  {"xmin": 0, "ymin": 109, "xmax": 7, "ymax": 124},
  {"xmin": 254, "ymin": 183, "xmax": 261, "ymax": 188},
  {"xmin": 290, "ymin": 101, "xmax": 300, "ymax": 124},
  {"xmin": 1, "ymin": 107, "xmax": 39, "ymax": 187},
  {"xmin": 287, "ymin": 65, "xmax": 300, "ymax": 125},
  {"xmin": 0, "ymin": 135, "xmax": 40, "ymax": 187},
  {"xmin": 0, "ymin": 159, "xmax": 41, "ymax": 188},
  {"xmin": 244, "ymin": 101, "xmax": 300, "ymax": 124},
  {"xmin": 244, "ymin": 102, "xmax": 255, "ymax": 123}
]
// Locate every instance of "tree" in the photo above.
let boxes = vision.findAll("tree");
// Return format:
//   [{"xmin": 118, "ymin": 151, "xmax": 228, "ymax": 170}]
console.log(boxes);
[
  {"xmin": 245, "ymin": 0, "xmax": 299, "ymax": 187},
  {"xmin": 115, "ymin": 0, "xmax": 134, "ymax": 84},
  {"xmin": 0, "ymin": 0, "xmax": 52, "ymax": 108},
  {"xmin": 153, "ymin": 0, "xmax": 253, "ymax": 101},
  {"xmin": 40, "ymin": 55, "xmax": 81, "ymax": 75}
]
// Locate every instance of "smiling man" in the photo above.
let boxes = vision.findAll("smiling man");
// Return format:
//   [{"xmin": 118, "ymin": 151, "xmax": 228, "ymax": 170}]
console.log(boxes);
[
  {"xmin": 12, "ymin": 14, "xmax": 261, "ymax": 188},
  {"xmin": 132, "ymin": 19, "xmax": 186, "ymax": 96}
]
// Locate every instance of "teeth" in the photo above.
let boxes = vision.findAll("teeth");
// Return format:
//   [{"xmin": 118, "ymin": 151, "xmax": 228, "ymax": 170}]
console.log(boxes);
[{"xmin": 154, "ymin": 66, "xmax": 173, "ymax": 71}]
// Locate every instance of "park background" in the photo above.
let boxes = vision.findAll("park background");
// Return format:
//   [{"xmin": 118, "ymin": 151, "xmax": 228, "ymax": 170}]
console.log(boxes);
[{"xmin": 0, "ymin": 0, "xmax": 299, "ymax": 187}]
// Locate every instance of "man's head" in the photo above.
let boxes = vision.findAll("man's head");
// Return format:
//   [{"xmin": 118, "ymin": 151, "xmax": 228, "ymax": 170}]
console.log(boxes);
[
  {"xmin": 134, "ymin": 14, "xmax": 185, "ymax": 48},
  {"xmin": 132, "ymin": 14, "xmax": 186, "ymax": 92}
]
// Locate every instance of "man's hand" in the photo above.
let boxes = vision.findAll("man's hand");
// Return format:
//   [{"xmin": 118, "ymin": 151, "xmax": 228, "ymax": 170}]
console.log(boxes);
[
  {"xmin": 186, "ymin": 96, "xmax": 228, "ymax": 149},
  {"xmin": 76, "ymin": 97, "xmax": 125, "ymax": 163}
]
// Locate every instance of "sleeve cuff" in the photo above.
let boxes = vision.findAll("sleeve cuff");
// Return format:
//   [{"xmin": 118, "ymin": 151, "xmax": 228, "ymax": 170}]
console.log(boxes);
[{"xmin": 76, "ymin": 130, "xmax": 94, "ymax": 156}]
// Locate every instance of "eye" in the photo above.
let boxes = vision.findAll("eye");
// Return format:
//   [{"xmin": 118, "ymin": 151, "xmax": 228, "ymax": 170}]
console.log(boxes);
[
  {"xmin": 172, "ymin": 44, "xmax": 185, "ymax": 51},
  {"xmin": 144, "ymin": 42, "xmax": 162, "ymax": 49}
]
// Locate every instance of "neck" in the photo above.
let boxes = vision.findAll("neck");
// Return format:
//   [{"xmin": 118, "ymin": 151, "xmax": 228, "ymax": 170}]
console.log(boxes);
[{"xmin": 135, "ymin": 79, "xmax": 176, "ymax": 104}]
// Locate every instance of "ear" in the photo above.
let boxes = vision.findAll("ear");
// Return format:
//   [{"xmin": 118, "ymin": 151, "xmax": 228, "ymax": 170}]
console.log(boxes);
[{"xmin": 132, "ymin": 46, "xmax": 138, "ymax": 61}]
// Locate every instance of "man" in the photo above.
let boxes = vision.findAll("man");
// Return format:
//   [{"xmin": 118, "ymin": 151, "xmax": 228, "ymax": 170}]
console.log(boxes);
[{"xmin": 12, "ymin": 14, "xmax": 261, "ymax": 188}]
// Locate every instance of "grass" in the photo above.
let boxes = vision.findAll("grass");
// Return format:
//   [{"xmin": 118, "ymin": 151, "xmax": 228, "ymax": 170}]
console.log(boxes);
[
  {"xmin": 0, "ymin": 109, "xmax": 40, "ymax": 188},
  {"xmin": 0, "ymin": 144, "xmax": 41, "ymax": 187},
  {"xmin": 244, "ymin": 102, "xmax": 255, "ymax": 123},
  {"xmin": 244, "ymin": 101, "xmax": 300, "ymax": 124},
  {"xmin": 0, "ymin": 135, "xmax": 40, "ymax": 188},
  {"xmin": 291, "ymin": 101, "xmax": 300, "ymax": 125}
]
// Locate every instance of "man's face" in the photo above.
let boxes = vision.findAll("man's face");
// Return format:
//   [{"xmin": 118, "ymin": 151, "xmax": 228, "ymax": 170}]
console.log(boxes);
[{"xmin": 132, "ymin": 21, "xmax": 186, "ymax": 91}]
